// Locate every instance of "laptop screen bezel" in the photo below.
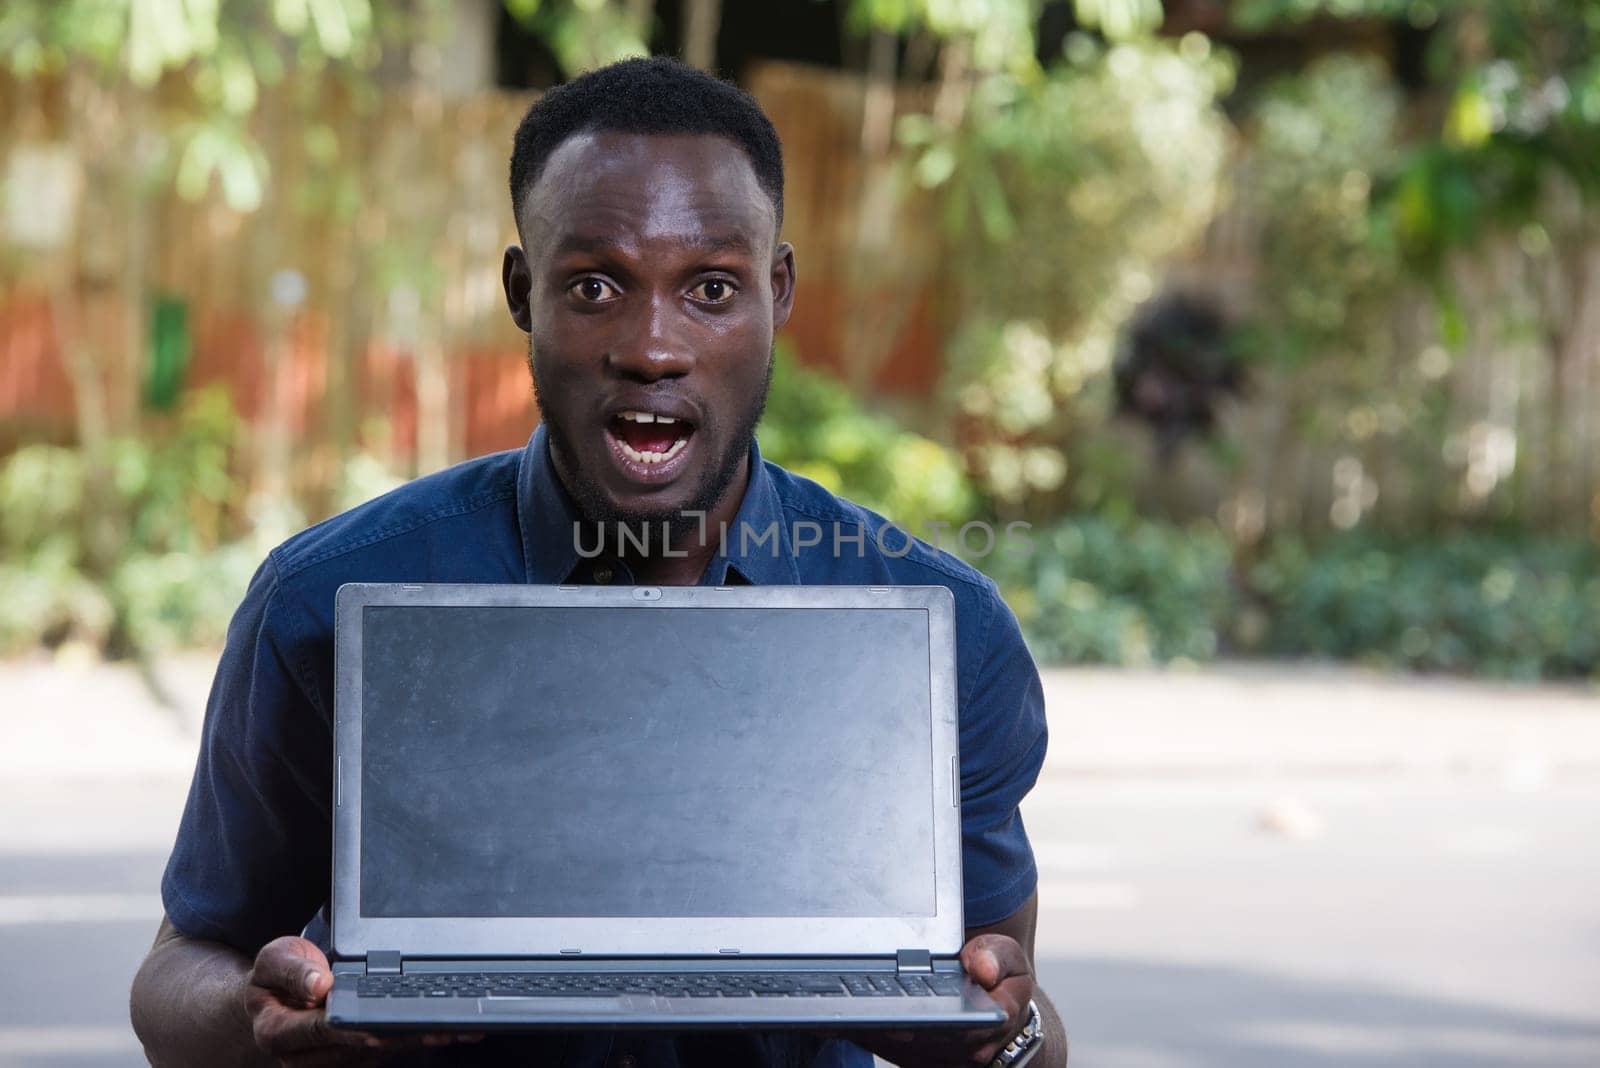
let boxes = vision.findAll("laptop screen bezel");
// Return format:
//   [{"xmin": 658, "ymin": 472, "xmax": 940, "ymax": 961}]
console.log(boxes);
[{"xmin": 331, "ymin": 582, "xmax": 965, "ymax": 959}]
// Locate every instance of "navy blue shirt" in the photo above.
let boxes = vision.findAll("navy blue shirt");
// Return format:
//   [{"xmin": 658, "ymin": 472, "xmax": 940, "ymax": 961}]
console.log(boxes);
[{"xmin": 163, "ymin": 427, "xmax": 1047, "ymax": 1068}]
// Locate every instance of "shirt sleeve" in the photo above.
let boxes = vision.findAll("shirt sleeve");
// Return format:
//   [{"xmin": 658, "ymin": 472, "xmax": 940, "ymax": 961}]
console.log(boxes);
[
  {"xmin": 160, "ymin": 555, "xmax": 333, "ymax": 954},
  {"xmin": 958, "ymin": 583, "xmax": 1049, "ymax": 929}
]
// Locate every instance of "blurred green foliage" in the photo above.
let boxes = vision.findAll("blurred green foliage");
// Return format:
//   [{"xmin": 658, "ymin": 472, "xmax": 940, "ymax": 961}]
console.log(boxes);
[
  {"xmin": 0, "ymin": 0, "xmax": 395, "ymax": 213},
  {"xmin": 978, "ymin": 517, "xmax": 1599, "ymax": 680},
  {"xmin": 981, "ymin": 517, "xmax": 1233, "ymax": 666},
  {"xmin": 501, "ymin": 0, "xmax": 649, "ymax": 78},
  {"xmin": 758, "ymin": 344, "xmax": 978, "ymax": 532},
  {"xmin": 1251, "ymin": 533, "xmax": 1600, "ymax": 680},
  {"xmin": 910, "ymin": 34, "xmax": 1233, "ymax": 512},
  {"xmin": 1236, "ymin": 1, "xmax": 1600, "ymax": 262},
  {"xmin": 1238, "ymin": 56, "xmax": 1403, "ymax": 371},
  {"xmin": 3, "ymin": 0, "xmax": 1596, "ymax": 687},
  {"xmin": 0, "ymin": 388, "xmax": 406, "ymax": 657},
  {"xmin": 0, "ymin": 388, "xmax": 255, "ymax": 654},
  {"xmin": 848, "ymin": 0, "xmax": 1041, "ymax": 74}
]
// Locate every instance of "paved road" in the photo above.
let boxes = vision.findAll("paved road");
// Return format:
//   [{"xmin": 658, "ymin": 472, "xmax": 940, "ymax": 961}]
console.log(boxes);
[
  {"xmin": 1, "ymin": 656, "xmax": 1596, "ymax": 1066},
  {"xmin": 1028, "ymin": 779, "xmax": 1600, "ymax": 1067}
]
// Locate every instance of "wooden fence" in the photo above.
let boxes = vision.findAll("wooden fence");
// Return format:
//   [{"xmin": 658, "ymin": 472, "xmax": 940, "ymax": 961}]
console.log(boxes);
[
  {"xmin": 0, "ymin": 62, "xmax": 941, "ymax": 477},
  {"xmin": 2, "ymin": 61, "xmax": 1597, "ymax": 534}
]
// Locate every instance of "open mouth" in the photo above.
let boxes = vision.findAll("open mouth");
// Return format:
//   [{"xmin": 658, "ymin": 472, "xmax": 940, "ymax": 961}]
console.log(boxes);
[{"xmin": 604, "ymin": 409, "xmax": 697, "ymax": 480}]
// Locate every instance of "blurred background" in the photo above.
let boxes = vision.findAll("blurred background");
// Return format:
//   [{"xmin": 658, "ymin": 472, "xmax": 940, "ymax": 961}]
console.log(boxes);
[{"xmin": 0, "ymin": 1, "xmax": 1596, "ymax": 1065}]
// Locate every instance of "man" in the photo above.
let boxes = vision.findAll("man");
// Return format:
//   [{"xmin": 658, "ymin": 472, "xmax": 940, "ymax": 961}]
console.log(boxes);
[{"xmin": 131, "ymin": 57, "xmax": 1063, "ymax": 1068}]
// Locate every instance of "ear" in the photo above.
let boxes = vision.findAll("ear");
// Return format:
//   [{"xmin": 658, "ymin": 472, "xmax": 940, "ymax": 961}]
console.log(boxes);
[
  {"xmin": 502, "ymin": 244, "xmax": 533, "ymax": 333},
  {"xmin": 770, "ymin": 241, "xmax": 796, "ymax": 333}
]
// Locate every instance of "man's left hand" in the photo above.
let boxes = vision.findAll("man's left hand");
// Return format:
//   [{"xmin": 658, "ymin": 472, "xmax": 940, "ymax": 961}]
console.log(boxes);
[{"xmin": 852, "ymin": 933, "xmax": 1034, "ymax": 1068}]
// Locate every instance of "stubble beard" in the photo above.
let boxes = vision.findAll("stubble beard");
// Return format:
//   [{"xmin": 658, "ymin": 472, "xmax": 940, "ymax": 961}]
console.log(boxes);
[{"xmin": 528, "ymin": 344, "xmax": 774, "ymax": 548}]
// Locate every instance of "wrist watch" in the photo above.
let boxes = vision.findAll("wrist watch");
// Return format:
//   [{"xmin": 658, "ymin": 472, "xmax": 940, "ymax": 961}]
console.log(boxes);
[{"xmin": 989, "ymin": 999, "xmax": 1044, "ymax": 1068}]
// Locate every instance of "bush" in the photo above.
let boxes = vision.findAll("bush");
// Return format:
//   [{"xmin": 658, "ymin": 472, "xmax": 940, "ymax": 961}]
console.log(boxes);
[
  {"xmin": 758, "ymin": 345, "xmax": 979, "ymax": 531},
  {"xmin": 1252, "ymin": 533, "xmax": 1600, "ymax": 680},
  {"xmin": 979, "ymin": 517, "xmax": 1599, "ymax": 681},
  {"xmin": 0, "ymin": 388, "xmax": 258, "ymax": 656},
  {"xmin": 981, "ymin": 516, "xmax": 1234, "ymax": 666}
]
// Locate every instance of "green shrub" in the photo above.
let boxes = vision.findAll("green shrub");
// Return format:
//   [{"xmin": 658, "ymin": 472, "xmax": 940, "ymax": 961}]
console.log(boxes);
[
  {"xmin": 758, "ymin": 345, "xmax": 979, "ymax": 531},
  {"xmin": 979, "ymin": 517, "xmax": 1598, "ymax": 681},
  {"xmin": 110, "ymin": 543, "xmax": 263, "ymax": 653},
  {"xmin": 0, "ymin": 387, "xmax": 257, "ymax": 656},
  {"xmin": 981, "ymin": 516, "xmax": 1234, "ymax": 666},
  {"xmin": 1252, "ymin": 533, "xmax": 1600, "ymax": 680}
]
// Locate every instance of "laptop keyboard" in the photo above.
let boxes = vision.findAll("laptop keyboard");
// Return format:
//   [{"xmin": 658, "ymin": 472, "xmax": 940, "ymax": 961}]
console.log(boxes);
[{"xmin": 356, "ymin": 972, "xmax": 965, "ymax": 999}]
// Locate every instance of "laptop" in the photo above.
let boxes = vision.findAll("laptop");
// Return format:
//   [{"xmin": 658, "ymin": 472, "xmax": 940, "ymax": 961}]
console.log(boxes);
[{"xmin": 325, "ymin": 582, "xmax": 1006, "ymax": 1032}]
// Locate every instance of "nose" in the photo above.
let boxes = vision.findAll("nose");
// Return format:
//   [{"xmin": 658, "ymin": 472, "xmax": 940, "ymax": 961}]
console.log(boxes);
[{"xmin": 605, "ymin": 291, "xmax": 694, "ymax": 382}]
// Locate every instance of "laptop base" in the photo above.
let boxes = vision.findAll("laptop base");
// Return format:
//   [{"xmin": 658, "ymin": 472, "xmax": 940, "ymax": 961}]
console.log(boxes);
[{"xmin": 326, "ymin": 958, "xmax": 1007, "ymax": 1031}]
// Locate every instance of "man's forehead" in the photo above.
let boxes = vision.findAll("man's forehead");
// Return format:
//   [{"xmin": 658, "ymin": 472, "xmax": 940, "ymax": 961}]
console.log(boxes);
[{"xmin": 521, "ymin": 130, "xmax": 775, "ymax": 248}]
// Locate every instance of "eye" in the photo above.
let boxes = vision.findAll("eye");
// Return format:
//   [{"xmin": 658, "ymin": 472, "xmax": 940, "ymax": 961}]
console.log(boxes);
[
  {"xmin": 569, "ymin": 277, "xmax": 620, "ymax": 303},
  {"xmin": 690, "ymin": 278, "xmax": 737, "ymax": 305}
]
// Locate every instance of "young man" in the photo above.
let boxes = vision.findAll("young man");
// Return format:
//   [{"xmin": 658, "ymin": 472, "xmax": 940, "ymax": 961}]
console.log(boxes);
[{"xmin": 131, "ymin": 57, "xmax": 1063, "ymax": 1068}]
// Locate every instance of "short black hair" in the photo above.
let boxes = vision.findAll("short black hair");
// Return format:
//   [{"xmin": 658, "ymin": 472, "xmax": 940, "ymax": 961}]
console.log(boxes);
[{"xmin": 509, "ymin": 56, "xmax": 785, "ymax": 232}]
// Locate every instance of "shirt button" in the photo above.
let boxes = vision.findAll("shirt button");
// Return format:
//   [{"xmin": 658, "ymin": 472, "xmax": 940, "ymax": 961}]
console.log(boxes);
[{"xmin": 593, "ymin": 564, "xmax": 614, "ymax": 584}]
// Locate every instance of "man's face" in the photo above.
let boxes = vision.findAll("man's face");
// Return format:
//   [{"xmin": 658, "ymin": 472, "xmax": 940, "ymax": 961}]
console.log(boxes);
[{"xmin": 503, "ymin": 132, "xmax": 795, "ymax": 528}]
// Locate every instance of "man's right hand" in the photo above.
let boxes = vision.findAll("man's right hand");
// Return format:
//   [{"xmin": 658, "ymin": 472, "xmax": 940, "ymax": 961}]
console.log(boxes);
[
  {"xmin": 246, "ymin": 936, "xmax": 481, "ymax": 1066},
  {"xmin": 245, "ymin": 935, "xmax": 375, "ymax": 1065}
]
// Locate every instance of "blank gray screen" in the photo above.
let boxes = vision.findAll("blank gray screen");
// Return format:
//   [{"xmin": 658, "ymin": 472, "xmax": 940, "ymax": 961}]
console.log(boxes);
[{"xmin": 360, "ymin": 605, "xmax": 935, "ymax": 918}]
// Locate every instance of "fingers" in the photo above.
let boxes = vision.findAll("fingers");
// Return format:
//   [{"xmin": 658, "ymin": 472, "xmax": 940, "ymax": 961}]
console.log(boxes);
[
  {"xmin": 250, "ymin": 936, "xmax": 334, "ymax": 1007},
  {"xmin": 244, "ymin": 938, "xmax": 485, "ymax": 1063},
  {"xmin": 252, "ymin": 1001, "xmax": 374, "ymax": 1057},
  {"xmin": 255, "ymin": 1004, "xmax": 481, "ymax": 1063}
]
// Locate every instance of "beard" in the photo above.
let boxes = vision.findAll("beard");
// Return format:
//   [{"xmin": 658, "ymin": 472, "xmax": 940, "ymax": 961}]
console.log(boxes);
[{"xmin": 529, "ymin": 344, "xmax": 774, "ymax": 547}]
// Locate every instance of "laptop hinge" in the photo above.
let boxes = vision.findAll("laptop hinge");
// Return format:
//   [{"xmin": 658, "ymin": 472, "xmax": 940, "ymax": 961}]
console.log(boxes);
[
  {"xmin": 365, "ymin": 951, "xmax": 403, "ymax": 976},
  {"xmin": 895, "ymin": 949, "xmax": 933, "ymax": 975}
]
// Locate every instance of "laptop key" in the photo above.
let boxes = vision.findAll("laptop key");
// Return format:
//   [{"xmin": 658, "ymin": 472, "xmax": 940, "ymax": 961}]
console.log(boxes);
[{"xmin": 896, "ymin": 976, "xmax": 934, "ymax": 996}]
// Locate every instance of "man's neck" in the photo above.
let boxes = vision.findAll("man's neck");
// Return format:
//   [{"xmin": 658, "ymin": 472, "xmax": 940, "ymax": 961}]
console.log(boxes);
[{"xmin": 571, "ymin": 456, "xmax": 752, "ymax": 587}]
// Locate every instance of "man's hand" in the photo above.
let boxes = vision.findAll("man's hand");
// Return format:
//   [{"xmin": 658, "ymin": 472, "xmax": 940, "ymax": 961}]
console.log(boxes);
[
  {"xmin": 246, "ymin": 936, "xmax": 479, "ymax": 1066},
  {"xmin": 853, "ymin": 933, "xmax": 1035, "ymax": 1068}
]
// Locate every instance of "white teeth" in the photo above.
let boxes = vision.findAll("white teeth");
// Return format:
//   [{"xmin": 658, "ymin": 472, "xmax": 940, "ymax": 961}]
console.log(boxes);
[
  {"xmin": 616, "ymin": 437, "xmax": 689, "ymax": 465},
  {"xmin": 617, "ymin": 410, "xmax": 679, "ymax": 425}
]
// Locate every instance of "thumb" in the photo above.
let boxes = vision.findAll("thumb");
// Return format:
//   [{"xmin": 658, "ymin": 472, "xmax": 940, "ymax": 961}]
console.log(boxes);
[
  {"xmin": 301, "ymin": 962, "xmax": 332, "ymax": 1002},
  {"xmin": 252, "ymin": 936, "xmax": 334, "ymax": 1006},
  {"xmin": 962, "ymin": 942, "xmax": 1003, "ymax": 988}
]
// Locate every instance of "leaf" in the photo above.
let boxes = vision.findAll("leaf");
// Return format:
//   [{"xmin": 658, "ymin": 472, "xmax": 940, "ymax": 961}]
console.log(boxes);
[
  {"xmin": 306, "ymin": 0, "xmax": 353, "ymax": 57},
  {"xmin": 1444, "ymin": 81, "xmax": 1494, "ymax": 147},
  {"xmin": 972, "ymin": 164, "xmax": 1016, "ymax": 241},
  {"xmin": 272, "ymin": 0, "xmax": 310, "ymax": 37},
  {"xmin": 914, "ymin": 143, "xmax": 957, "ymax": 188}
]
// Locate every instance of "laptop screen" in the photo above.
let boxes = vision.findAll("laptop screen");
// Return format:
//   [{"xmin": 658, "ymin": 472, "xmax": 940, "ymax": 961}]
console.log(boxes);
[{"xmin": 358, "ymin": 604, "xmax": 937, "ymax": 921}]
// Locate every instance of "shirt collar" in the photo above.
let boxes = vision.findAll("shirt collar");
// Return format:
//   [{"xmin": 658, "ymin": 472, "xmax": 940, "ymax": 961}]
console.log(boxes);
[{"xmin": 515, "ymin": 425, "xmax": 799, "ymax": 586}]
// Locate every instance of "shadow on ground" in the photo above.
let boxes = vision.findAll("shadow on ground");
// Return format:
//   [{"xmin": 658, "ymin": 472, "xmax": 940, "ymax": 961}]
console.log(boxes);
[{"xmin": 1038, "ymin": 955, "xmax": 1600, "ymax": 1067}]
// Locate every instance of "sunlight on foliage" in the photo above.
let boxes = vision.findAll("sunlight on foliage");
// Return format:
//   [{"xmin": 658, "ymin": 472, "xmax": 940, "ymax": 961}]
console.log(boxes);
[
  {"xmin": 758, "ymin": 344, "xmax": 978, "ymax": 533},
  {"xmin": 908, "ymin": 36, "xmax": 1231, "ymax": 511}
]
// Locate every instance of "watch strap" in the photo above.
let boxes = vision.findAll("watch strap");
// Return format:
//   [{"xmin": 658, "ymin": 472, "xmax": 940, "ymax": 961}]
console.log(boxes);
[{"xmin": 989, "ymin": 998, "xmax": 1043, "ymax": 1068}]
